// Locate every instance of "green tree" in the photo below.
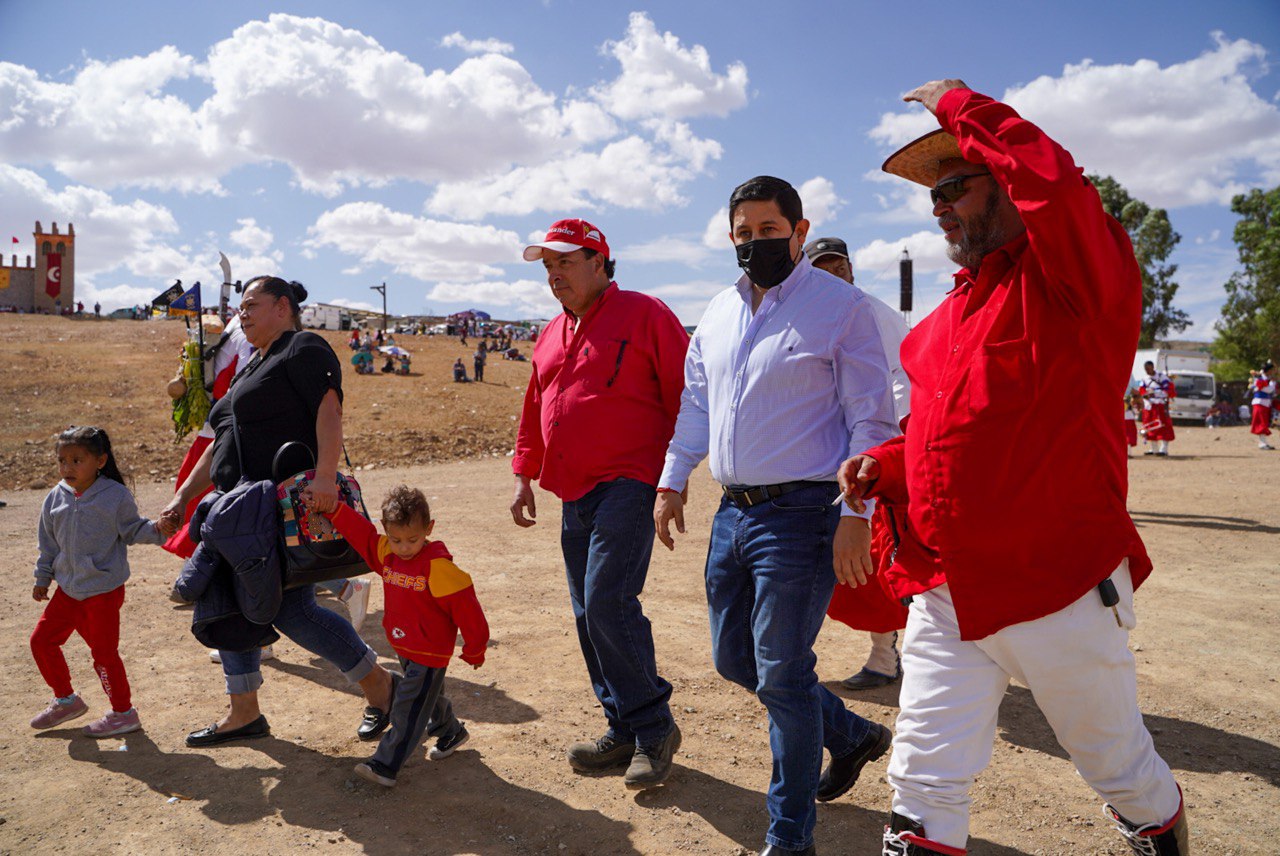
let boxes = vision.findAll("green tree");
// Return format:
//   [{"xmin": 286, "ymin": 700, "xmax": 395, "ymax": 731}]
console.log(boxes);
[
  {"xmin": 1089, "ymin": 175, "xmax": 1190, "ymax": 347},
  {"xmin": 1213, "ymin": 185, "xmax": 1280, "ymax": 380}
]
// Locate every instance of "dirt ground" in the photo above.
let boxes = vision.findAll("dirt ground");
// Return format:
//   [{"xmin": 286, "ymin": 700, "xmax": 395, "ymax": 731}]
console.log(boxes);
[
  {"xmin": 0, "ymin": 315, "xmax": 531, "ymax": 492},
  {"xmin": 0, "ymin": 315, "xmax": 1277, "ymax": 855}
]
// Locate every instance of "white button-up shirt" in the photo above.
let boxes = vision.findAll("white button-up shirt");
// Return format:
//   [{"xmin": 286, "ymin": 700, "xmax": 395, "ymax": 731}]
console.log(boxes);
[{"xmin": 659, "ymin": 256, "xmax": 898, "ymax": 518}]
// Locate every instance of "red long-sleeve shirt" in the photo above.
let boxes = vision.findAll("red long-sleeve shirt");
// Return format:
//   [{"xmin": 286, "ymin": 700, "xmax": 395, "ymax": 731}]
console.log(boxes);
[
  {"xmin": 864, "ymin": 88, "xmax": 1153, "ymax": 641},
  {"xmin": 327, "ymin": 504, "xmax": 489, "ymax": 668},
  {"xmin": 513, "ymin": 283, "xmax": 689, "ymax": 501}
]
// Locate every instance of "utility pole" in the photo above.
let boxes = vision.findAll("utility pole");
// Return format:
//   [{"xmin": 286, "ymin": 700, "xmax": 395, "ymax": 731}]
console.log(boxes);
[
  {"xmin": 899, "ymin": 249, "xmax": 913, "ymax": 328},
  {"xmin": 370, "ymin": 282, "xmax": 387, "ymax": 333}
]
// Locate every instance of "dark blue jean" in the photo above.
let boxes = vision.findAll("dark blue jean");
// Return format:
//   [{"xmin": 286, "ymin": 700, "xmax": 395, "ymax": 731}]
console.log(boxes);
[
  {"xmin": 705, "ymin": 483, "xmax": 873, "ymax": 850},
  {"xmin": 561, "ymin": 477, "xmax": 674, "ymax": 746},
  {"xmin": 220, "ymin": 585, "xmax": 376, "ymax": 694}
]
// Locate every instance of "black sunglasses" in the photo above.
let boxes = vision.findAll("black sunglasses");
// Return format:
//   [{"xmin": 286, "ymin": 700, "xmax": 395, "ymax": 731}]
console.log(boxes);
[{"xmin": 930, "ymin": 172, "xmax": 992, "ymax": 205}]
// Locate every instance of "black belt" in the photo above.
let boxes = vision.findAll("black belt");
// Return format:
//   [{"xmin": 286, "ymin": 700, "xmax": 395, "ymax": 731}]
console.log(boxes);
[{"xmin": 721, "ymin": 480, "xmax": 832, "ymax": 509}]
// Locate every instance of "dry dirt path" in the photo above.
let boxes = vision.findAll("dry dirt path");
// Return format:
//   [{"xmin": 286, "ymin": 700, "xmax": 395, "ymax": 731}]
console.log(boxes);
[{"xmin": 0, "ymin": 411, "xmax": 1276, "ymax": 854}]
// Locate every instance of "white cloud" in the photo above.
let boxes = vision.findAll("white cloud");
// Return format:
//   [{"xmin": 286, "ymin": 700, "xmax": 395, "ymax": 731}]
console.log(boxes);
[
  {"xmin": 868, "ymin": 34, "xmax": 1280, "ymax": 208},
  {"xmin": 229, "ymin": 217, "xmax": 274, "ymax": 254},
  {"xmin": 798, "ymin": 177, "xmax": 842, "ymax": 230},
  {"xmin": 644, "ymin": 279, "xmax": 729, "ymax": 325},
  {"xmin": 0, "ymin": 47, "xmax": 232, "ymax": 193},
  {"xmin": 868, "ymin": 109, "xmax": 940, "ymax": 150},
  {"xmin": 427, "ymin": 132, "xmax": 720, "ymax": 219},
  {"xmin": 860, "ymin": 169, "xmax": 938, "ymax": 226},
  {"xmin": 616, "ymin": 235, "xmax": 714, "ymax": 267},
  {"xmin": 329, "ymin": 296, "xmax": 379, "ymax": 312},
  {"xmin": 594, "ymin": 12, "xmax": 748, "ymax": 121},
  {"xmin": 703, "ymin": 207, "xmax": 730, "ymax": 249},
  {"xmin": 201, "ymin": 16, "xmax": 599, "ymax": 196},
  {"xmin": 306, "ymin": 201, "xmax": 522, "ymax": 282},
  {"xmin": 0, "ymin": 13, "xmax": 743, "ymax": 216},
  {"xmin": 439, "ymin": 32, "xmax": 515, "ymax": 55},
  {"xmin": 425, "ymin": 279, "xmax": 561, "ymax": 319},
  {"xmin": 851, "ymin": 230, "xmax": 954, "ymax": 290}
]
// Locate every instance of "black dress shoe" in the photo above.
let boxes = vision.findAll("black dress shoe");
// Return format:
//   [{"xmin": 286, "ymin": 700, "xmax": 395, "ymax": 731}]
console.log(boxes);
[
  {"xmin": 816, "ymin": 721, "xmax": 892, "ymax": 802},
  {"xmin": 185, "ymin": 714, "xmax": 270, "ymax": 747},
  {"xmin": 358, "ymin": 673, "xmax": 399, "ymax": 741},
  {"xmin": 840, "ymin": 666, "xmax": 901, "ymax": 691},
  {"xmin": 759, "ymin": 843, "xmax": 816, "ymax": 855}
]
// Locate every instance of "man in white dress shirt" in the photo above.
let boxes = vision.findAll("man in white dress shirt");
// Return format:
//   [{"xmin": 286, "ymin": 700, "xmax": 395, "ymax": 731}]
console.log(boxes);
[{"xmin": 653, "ymin": 176, "xmax": 899, "ymax": 856}]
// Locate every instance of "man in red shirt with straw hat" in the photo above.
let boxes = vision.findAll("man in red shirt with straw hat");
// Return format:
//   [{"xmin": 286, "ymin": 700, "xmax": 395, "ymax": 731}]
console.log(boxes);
[
  {"xmin": 511, "ymin": 218, "xmax": 690, "ymax": 791},
  {"xmin": 838, "ymin": 80, "xmax": 1187, "ymax": 855}
]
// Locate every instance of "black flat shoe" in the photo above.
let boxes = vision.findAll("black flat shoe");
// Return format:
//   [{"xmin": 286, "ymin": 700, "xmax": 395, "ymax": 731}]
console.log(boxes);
[
  {"xmin": 357, "ymin": 673, "xmax": 399, "ymax": 742},
  {"xmin": 185, "ymin": 715, "xmax": 270, "ymax": 747},
  {"xmin": 760, "ymin": 844, "xmax": 816, "ymax": 855},
  {"xmin": 816, "ymin": 721, "xmax": 892, "ymax": 802},
  {"xmin": 840, "ymin": 667, "xmax": 901, "ymax": 691}
]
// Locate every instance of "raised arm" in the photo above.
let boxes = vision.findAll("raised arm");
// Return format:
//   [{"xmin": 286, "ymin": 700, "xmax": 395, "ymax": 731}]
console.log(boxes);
[{"xmin": 911, "ymin": 81, "xmax": 1139, "ymax": 317}]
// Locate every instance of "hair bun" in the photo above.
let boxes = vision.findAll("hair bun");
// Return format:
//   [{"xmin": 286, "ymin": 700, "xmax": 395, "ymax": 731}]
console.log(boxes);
[{"xmin": 289, "ymin": 281, "xmax": 308, "ymax": 304}]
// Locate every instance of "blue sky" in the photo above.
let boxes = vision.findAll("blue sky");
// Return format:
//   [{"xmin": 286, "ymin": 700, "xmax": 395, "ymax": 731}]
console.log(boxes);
[{"xmin": 2, "ymin": 1, "xmax": 1278, "ymax": 336}]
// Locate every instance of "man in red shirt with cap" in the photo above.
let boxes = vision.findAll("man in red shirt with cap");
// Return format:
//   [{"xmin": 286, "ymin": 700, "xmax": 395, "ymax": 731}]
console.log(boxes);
[
  {"xmin": 510, "ymin": 218, "xmax": 690, "ymax": 790},
  {"xmin": 838, "ymin": 80, "xmax": 1186, "ymax": 855}
]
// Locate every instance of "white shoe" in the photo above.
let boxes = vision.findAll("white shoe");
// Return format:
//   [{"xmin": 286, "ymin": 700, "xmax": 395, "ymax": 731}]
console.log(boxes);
[
  {"xmin": 343, "ymin": 579, "xmax": 371, "ymax": 633},
  {"xmin": 209, "ymin": 649, "xmax": 221, "ymax": 664}
]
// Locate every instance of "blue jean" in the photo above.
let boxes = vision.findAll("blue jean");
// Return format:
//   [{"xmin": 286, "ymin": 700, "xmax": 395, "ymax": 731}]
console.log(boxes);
[
  {"xmin": 220, "ymin": 585, "xmax": 377, "ymax": 694},
  {"xmin": 561, "ymin": 477, "xmax": 674, "ymax": 746},
  {"xmin": 705, "ymin": 483, "xmax": 873, "ymax": 850}
]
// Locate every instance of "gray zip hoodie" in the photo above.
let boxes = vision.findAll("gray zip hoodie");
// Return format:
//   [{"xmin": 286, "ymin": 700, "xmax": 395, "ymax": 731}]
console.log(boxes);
[{"xmin": 34, "ymin": 478, "xmax": 163, "ymax": 600}]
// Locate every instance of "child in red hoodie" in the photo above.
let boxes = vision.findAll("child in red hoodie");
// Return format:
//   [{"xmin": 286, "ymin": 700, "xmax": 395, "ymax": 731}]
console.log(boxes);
[{"xmin": 326, "ymin": 485, "xmax": 489, "ymax": 787}]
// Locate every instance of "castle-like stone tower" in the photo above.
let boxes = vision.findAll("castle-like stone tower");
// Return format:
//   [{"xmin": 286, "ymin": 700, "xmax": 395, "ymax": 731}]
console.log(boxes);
[{"xmin": 0, "ymin": 221, "xmax": 76, "ymax": 312}]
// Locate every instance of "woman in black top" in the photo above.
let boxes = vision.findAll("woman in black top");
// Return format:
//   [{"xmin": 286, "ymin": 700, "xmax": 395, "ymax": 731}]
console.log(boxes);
[{"xmin": 164, "ymin": 277, "xmax": 396, "ymax": 747}]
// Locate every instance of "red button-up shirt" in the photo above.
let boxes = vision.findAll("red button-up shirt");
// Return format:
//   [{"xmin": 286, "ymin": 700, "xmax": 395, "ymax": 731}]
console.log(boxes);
[
  {"xmin": 514, "ymin": 283, "xmax": 689, "ymax": 502},
  {"xmin": 865, "ymin": 88, "xmax": 1153, "ymax": 640}
]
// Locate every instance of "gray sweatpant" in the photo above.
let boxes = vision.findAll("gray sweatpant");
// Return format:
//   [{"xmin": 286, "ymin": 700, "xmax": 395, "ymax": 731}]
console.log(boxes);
[{"xmin": 371, "ymin": 659, "xmax": 461, "ymax": 774}]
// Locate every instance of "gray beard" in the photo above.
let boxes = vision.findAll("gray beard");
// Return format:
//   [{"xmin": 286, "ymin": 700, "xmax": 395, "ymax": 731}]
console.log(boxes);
[{"xmin": 945, "ymin": 191, "xmax": 1006, "ymax": 271}]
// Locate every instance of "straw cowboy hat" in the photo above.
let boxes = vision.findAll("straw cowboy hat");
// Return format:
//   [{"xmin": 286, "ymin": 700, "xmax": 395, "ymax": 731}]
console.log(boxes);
[{"xmin": 881, "ymin": 128, "xmax": 979, "ymax": 187}]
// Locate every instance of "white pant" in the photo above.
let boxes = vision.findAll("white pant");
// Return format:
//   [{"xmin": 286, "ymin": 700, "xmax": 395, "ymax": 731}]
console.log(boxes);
[{"xmin": 888, "ymin": 561, "xmax": 1181, "ymax": 849}]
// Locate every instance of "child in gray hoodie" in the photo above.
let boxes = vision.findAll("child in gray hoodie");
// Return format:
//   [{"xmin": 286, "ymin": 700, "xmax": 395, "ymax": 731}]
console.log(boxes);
[{"xmin": 30, "ymin": 427, "xmax": 176, "ymax": 737}]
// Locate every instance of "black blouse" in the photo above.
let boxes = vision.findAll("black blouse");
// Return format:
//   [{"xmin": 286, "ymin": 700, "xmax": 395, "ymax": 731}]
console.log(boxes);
[{"xmin": 209, "ymin": 330, "xmax": 343, "ymax": 491}]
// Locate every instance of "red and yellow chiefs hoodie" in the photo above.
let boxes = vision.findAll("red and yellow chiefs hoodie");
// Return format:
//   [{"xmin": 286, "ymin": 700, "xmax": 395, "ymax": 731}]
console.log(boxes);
[{"xmin": 327, "ymin": 504, "xmax": 489, "ymax": 668}]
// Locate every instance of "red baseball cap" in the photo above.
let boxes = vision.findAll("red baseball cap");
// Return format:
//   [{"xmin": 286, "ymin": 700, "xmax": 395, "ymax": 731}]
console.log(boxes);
[{"xmin": 523, "ymin": 218, "xmax": 610, "ymax": 261}]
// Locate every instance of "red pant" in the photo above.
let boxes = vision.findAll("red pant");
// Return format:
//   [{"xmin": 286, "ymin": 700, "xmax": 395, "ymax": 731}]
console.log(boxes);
[
  {"xmin": 1251, "ymin": 404, "xmax": 1273, "ymax": 437},
  {"xmin": 30, "ymin": 586, "xmax": 131, "ymax": 712}
]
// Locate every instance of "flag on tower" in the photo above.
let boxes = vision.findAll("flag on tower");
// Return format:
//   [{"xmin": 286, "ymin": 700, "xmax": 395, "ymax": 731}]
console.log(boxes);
[{"xmin": 46, "ymin": 253, "xmax": 62, "ymax": 299}]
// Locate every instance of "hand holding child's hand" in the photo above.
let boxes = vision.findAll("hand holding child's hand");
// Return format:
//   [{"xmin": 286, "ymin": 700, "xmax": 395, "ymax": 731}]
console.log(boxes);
[
  {"xmin": 33, "ymin": 585, "xmax": 48, "ymax": 601},
  {"xmin": 157, "ymin": 512, "xmax": 179, "ymax": 538}
]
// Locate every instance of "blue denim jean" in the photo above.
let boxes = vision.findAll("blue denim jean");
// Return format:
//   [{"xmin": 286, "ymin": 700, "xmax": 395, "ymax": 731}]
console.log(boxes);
[
  {"xmin": 561, "ymin": 477, "xmax": 674, "ymax": 746},
  {"xmin": 705, "ymin": 483, "xmax": 873, "ymax": 850},
  {"xmin": 220, "ymin": 585, "xmax": 377, "ymax": 694}
]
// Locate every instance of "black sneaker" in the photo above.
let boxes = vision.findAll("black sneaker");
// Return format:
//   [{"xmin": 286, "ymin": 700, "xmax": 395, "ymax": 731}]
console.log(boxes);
[
  {"xmin": 429, "ymin": 723, "xmax": 470, "ymax": 760},
  {"xmin": 567, "ymin": 733, "xmax": 636, "ymax": 772},
  {"xmin": 624, "ymin": 723, "xmax": 681, "ymax": 790},
  {"xmin": 353, "ymin": 758, "xmax": 397, "ymax": 788},
  {"xmin": 817, "ymin": 721, "xmax": 892, "ymax": 802}
]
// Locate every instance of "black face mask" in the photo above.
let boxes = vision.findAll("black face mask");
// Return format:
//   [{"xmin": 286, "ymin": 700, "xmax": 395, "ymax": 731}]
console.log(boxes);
[{"xmin": 735, "ymin": 235, "xmax": 798, "ymax": 289}]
